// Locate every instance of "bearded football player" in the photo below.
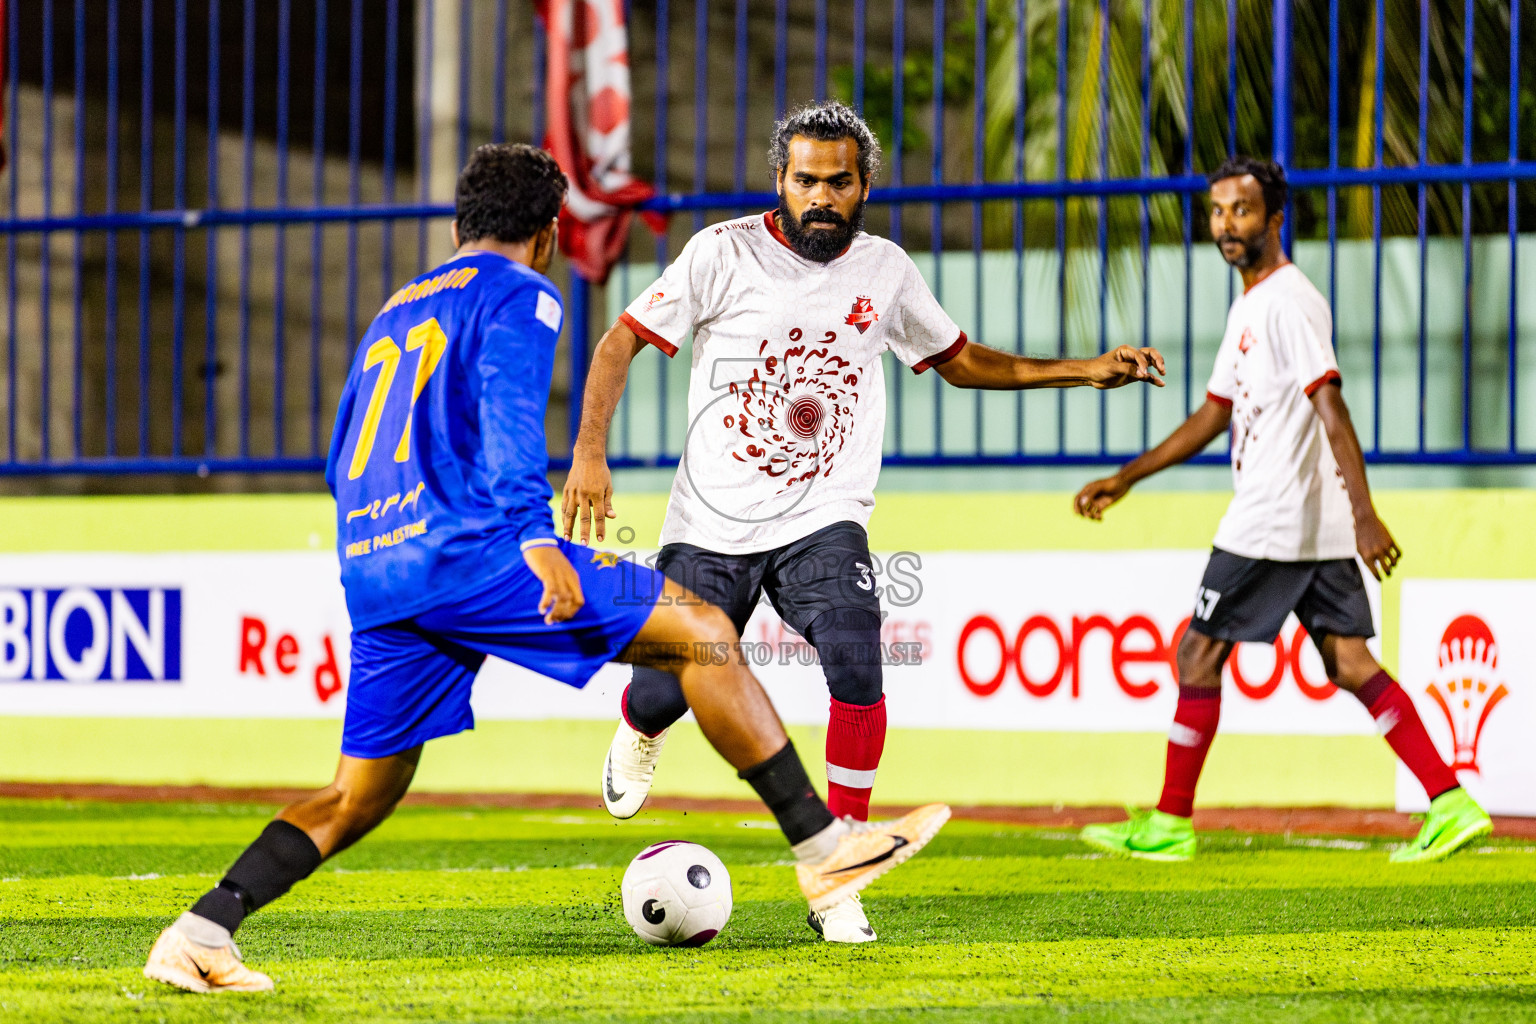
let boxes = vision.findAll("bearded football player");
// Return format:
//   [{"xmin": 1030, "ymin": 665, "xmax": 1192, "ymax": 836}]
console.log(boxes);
[
  {"xmin": 140, "ymin": 144, "xmax": 950, "ymax": 993},
  {"xmin": 1074, "ymin": 156, "xmax": 1492, "ymax": 864},
  {"xmin": 562, "ymin": 101, "xmax": 1165, "ymax": 943}
]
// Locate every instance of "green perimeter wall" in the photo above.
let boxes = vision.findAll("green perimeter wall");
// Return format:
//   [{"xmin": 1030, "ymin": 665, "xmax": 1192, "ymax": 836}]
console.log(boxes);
[{"xmin": 2, "ymin": 489, "xmax": 1532, "ymax": 807}]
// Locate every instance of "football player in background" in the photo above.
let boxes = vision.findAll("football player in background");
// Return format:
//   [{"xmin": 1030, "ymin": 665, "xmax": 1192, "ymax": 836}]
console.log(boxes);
[{"xmin": 1074, "ymin": 156, "xmax": 1491, "ymax": 864}]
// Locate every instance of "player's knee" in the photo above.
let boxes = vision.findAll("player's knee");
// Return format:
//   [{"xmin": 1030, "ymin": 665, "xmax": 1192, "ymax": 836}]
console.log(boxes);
[
  {"xmin": 809, "ymin": 608, "xmax": 883, "ymax": 706},
  {"xmin": 1176, "ymin": 630, "xmax": 1225, "ymax": 686},
  {"xmin": 1323, "ymin": 637, "xmax": 1378, "ymax": 691},
  {"xmin": 694, "ymin": 601, "xmax": 740, "ymax": 645}
]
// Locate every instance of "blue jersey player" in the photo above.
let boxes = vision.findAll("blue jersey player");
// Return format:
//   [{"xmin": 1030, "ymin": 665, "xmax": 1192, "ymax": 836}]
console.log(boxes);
[{"xmin": 143, "ymin": 144, "xmax": 950, "ymax": 994}]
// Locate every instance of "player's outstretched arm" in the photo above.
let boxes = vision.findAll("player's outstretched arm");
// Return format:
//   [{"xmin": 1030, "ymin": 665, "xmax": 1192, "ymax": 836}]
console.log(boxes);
[
  {"xmin": 1310, "ymin": 382, "xmax": 1401, "ymax": 579},
  {"xmin": 1074, "ymin": 397, "xmax": 1231, "ymax": 520},
  {"xmin": 934, "ymin": 342, "xmax": 1166, "ymax": 391},
  {"xmin": 561, "ymin": 320, "xmax": 649, "ymax": 544}
]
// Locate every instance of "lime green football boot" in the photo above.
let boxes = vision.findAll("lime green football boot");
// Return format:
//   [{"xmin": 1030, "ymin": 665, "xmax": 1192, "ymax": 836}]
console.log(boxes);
[
  {"xmin": 1080, "ymin": 808, "xmax": 1197, "ymax": 862},
  {"xmin": 1390, "ymin": 787, "xmax": 1493, "ymax": 864}
]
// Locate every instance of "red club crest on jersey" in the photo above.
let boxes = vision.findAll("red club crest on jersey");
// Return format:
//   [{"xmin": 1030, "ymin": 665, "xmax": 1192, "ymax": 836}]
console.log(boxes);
[
  {"xmin": 1238, "ymin": 327, "xmax": 1257, "ymax": 354},
  {"xmin": 844, "ymin": 296, "xmax": 879, "ymax": 334},
  {"xmin": 1424, "ymin": 614, "xmax": 1509, "ymax": 774}
]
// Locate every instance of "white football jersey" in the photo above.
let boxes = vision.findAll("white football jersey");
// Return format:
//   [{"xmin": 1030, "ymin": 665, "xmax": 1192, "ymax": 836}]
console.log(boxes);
[
  {"xmin": 621, "ymin": 212, "xmax": 964, "ymax": 554},
  {"xmin": 1206, "ymin": 262, "xmax": 1356, "ymax": 562}
]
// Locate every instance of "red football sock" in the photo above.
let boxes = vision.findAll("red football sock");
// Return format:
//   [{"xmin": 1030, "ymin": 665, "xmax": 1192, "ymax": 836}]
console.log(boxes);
[
  {"xmin": 1355, "ymin": 670, "xmax": 1459, "ymax": 800},
  {"xmin": 1156, "ymin": 686, "xmax": 1222, "ymax": 819},
  {"xmin": 825, "ymin": 696, "xmax": 886, "ymax": 821}
]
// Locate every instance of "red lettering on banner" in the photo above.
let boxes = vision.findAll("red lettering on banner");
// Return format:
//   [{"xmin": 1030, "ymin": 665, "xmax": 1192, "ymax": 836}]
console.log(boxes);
[
  {"xmin": 957, "ymin": 611, "xmax": 1343, "ymax": 701},
  {"xmin": 274, "ymin": 634, "xmax": 300, "ymax": 675},
  {"xmin": 1287, "ymin": 625, "xmax": 1337, "ymax": 700},
  {"xmin": 957, "ymin": 616, "xmax": 1008, "ymax": 696},
  {"xmin": 1111, "ymin": 615, "xmax": 1165, "ymax": 699},
  {"xmin": 314, "ymin": 635, "xmax": 343, "ymax": 703},
  {"xmin": 1070, "ymin": 615, "xmax": 1114, "ymax": 698},
  {"xmin": 1230, "ymin": 636, "xmax": 1285, "ymax": 699},
  {"xmin": 239, "ymin": 617, "xmax": 268, "ymax": 675},
  {"xmin": 1012, "ymin": 616, "xmax": 1067, "ymax": 696}
]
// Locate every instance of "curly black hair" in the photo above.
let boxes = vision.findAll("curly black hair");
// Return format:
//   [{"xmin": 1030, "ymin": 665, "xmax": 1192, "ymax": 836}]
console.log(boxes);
[
  {"xmin": 1207, "ymin": 155, "xmax": 1288, "ymax": 220},
  {"xmin": 768, "ymin": 101, "xmax": 882, "ymax": 185},
  {"xmin": 454, "ymin": 143, "xmax": 568, "ymax": 245}
]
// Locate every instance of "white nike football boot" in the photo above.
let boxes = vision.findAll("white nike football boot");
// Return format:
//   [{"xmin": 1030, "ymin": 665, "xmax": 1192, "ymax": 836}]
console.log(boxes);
[
  {"xmin": 143, "ymin": 925, "xmax": 273, "ymax": 993},
  {"xmin": 601, "ymin": 721, "xmax": 668, "ymax": 819},
  {"xmin": 807, "ymin": 892, "xmax": 877, "ymax": 943}
]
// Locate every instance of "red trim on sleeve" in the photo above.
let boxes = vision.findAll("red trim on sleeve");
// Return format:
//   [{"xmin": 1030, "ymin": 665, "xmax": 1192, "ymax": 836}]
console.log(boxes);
[
  {"xmin": 912, "ymin": 332, "xmax": 968, "ymax": 375},
  {"xmin": 619, "ymin": 312, "xmax": 679, "ymax": 358},
  {"xmin": 1205, "ymin": 390, "xmax": 1234, "ymax": 409},
  {"xmin": 1303, "ymin": 369, "xmax": 1342, "ymax": 397}
]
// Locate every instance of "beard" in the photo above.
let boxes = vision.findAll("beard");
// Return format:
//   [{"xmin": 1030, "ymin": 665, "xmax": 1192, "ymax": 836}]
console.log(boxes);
[
  {"xmin": 1216, "ymin": 229, "xmax": 1265, "ymax": 269},
  {"xmin": 776, "ymin": 194, "xmax": 865, "ymax": 263}
]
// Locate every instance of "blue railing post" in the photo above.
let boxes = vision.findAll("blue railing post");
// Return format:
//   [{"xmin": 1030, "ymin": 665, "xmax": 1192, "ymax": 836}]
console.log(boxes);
[
  {"xmin": 1273, "ymin": 0, "xmax": 1293, "ymax": 254},
  {"xmin": 1, "ymin": 1, "xmax": 1535, "ymax": 475},
  {"xmin": 568, "ymin": 274, "xmax": 591, "ymax": 453}
]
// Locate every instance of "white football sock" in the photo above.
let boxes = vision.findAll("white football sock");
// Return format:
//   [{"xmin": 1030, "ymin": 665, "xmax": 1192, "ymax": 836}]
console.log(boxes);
[
  {"xmin": 173, "ymin": 911, "xmax": 234, "ymax": 949},
  {"xmin": 791, "ymin": 817, "xmax": 851, "ymax": 865}
]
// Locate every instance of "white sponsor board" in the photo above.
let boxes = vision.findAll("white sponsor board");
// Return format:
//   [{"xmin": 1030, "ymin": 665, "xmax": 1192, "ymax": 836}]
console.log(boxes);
[
  {"xmin": 0, "ymin": 550, "xmax": 1384, "ymax": 740},
  {"xmin": 1396, "ymin": 580, "xmax": 1536, "ymax": 815}
]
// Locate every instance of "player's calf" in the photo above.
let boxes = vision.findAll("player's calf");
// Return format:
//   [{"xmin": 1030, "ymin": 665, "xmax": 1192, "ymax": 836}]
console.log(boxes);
[{"xmin": 144, "ymin": 751, "xmax": 417, "ymax": 992}]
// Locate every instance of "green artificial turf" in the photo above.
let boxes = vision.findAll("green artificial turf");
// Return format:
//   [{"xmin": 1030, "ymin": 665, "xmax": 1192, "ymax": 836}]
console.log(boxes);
[{"xmin": 1, "ymin": 799, "xmax": 1533, "ymax": 1022}]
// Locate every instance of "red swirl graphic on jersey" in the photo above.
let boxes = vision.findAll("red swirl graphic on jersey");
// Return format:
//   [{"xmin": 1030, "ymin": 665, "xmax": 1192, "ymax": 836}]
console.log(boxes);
[{"xmin": 724, "ymin": 328, "xmax": 861, "ymax": 490}]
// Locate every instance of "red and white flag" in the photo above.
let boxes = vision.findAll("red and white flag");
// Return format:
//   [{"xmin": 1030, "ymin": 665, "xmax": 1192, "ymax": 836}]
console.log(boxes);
[{"xmin": 538, "ymin": 0, "xmax": 663, "ymax": 284}]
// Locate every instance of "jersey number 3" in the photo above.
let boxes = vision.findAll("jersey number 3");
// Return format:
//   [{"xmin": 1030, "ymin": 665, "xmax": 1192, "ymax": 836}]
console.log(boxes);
[{"xmin": 347, "ymin": 317, "xmax": 450, "ymax": 480}]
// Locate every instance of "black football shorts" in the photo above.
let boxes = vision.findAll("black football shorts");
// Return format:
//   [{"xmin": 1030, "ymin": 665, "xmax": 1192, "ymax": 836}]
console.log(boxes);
[
  {"xmin": 651, "ymin": 520, "xmax": 882, "ymax": 643},
  {"xmin": 1187, "ymin": 547, "xmax": 1375, "ymax": 644}
]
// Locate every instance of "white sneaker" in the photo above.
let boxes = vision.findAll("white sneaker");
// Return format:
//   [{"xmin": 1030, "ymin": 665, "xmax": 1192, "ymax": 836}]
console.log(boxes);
[
  {"xmin": 806, "ymin": 892, "xmax": 877, "ymax": 943},
  {"xmin": 143, "ymin": 926, "xmax": 273, "ymax": 993},
  {"xmin": 601, "ymin": 721, "xmax": 668, "ymax": 819}
]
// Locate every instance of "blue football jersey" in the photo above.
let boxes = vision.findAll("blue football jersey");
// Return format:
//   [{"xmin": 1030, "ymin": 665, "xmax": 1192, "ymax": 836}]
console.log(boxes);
[{"xmin": 325, "ymin": 250, "xmax": 564, "ymax": 629}]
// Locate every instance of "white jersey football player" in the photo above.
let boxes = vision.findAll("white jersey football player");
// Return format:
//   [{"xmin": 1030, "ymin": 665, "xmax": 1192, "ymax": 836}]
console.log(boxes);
[
  {"xmin": 563, "ymin": 102, "xmax": 1165, "ymax": 941},
  {"xmin": 1074, "ymin": 156, "xmax": 1491, "ymax": 864}
]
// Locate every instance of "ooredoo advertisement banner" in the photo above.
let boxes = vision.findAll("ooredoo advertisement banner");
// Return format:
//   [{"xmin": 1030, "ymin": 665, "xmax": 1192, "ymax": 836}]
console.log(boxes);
[
  {"xmin": 1395, "ymin": 580, "xmax": 1536, "ymax": 815},
  {"xmin": 0, "ymin": 549, "xmax": 1386, "ymax": 740}
]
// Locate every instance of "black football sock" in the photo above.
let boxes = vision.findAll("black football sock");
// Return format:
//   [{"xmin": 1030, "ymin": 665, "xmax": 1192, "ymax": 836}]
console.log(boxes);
[
  {"xmin": 624, "ymin": 668, "xmax": 691, "ymax": 736},
  {"xmin": 738, "ymin": 740, "xmax": 836, "ymax": 847},
  {"xmin": 188, "ymin": 820, "xmax": 323, "ymax": 935}
]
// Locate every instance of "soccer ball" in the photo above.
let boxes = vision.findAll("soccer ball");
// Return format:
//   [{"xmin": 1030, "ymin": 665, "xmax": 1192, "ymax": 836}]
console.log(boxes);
[{"xmin": 620, "ymin": 841, "xmax": 732, "ymax": 947}]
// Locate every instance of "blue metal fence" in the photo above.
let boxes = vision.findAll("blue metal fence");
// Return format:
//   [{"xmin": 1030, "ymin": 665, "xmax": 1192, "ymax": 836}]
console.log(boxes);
[{"xmin": 2, "ymin": 0, "xmax": 1534, "ymax": 475}]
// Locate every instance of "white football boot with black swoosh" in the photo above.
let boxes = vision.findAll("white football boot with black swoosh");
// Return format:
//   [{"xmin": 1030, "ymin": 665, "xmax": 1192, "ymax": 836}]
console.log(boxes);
[
  {"xmin": 143, "ymin": 925, "xmax": 273, "ymax": 993},
  {"xmin": 807, "ymin": 892, "xmax": 878, "ymax": 943},
  {"xmin": 797, "ymin": 803, "xmax": 951, "ymax": 912},
  {"xmin": 602, "ymin": 721, "xmax": 669, "ymax": 819}
]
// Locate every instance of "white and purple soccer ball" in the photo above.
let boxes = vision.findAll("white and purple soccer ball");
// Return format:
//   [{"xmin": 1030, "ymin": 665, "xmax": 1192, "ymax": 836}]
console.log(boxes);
[{"xmin": 621, "ymin": 841, "xmax": 733, "ymax": 947}]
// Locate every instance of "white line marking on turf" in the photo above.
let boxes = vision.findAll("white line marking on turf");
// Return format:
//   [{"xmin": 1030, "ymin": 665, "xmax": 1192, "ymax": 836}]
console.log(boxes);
[{"xmin": 1282, "ymin": 838, "xmax": 1372, "ymax": 850}]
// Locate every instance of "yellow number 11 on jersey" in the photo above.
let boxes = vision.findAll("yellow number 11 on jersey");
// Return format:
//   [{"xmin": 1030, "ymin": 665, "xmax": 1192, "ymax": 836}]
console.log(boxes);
[{"xmin": 346, "ymin": 317, "xmax": 450, "ymax": 480}]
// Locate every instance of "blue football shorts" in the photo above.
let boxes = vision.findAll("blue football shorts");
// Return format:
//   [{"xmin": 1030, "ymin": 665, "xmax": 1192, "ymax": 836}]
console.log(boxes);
[{"xmin": 341, "ymin": 539, "xmax": 664, "ymax": 759}]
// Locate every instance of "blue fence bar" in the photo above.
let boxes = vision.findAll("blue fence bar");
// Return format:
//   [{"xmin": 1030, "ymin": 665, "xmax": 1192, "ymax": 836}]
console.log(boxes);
[{"xmin": 2, "ymin": 0, "xmax": 1536, "ymax": 476}]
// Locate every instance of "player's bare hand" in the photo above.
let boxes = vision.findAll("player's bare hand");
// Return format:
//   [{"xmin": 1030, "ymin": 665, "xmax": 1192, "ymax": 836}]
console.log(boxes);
[
  {"xmin": 1356, "ymin": 513, "xmax": 1401, "ymax": 580},
  {"xmin": 1074, "ymin": 475, "xmax": 1130, "ymax": 521},
  {"xmin": 561, "ymin": 450, "xmax": 615, "ymax": 544},
  {"xmin": 1089, "ymin": 346, "xmax": 1167, "ymax": 389},
  {"xmin": 523, "ymin": 545, "xmax": 585, "ymax": 624}
]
